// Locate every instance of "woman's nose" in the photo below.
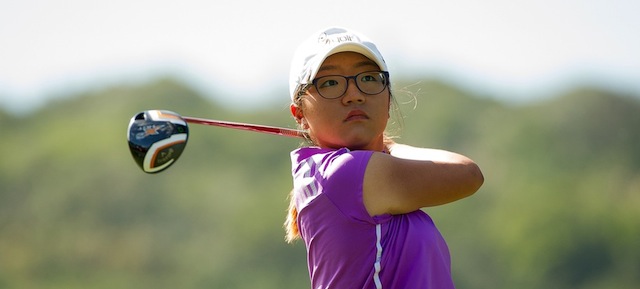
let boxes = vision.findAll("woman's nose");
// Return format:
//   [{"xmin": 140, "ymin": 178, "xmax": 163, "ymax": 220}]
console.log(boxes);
[{"xmin": 341, "ymin": 79, "xmax": 365, "ymax": 104}]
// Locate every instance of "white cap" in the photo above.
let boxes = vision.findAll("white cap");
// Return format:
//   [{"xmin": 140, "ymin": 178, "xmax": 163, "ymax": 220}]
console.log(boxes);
[{"xmin": 289, "ymin": 27, "xmax": 388, "ymax": 101}]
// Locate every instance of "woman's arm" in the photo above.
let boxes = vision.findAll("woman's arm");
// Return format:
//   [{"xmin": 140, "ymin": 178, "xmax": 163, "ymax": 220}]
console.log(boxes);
[{"xmin": 363, "ymin": 143, "xmax": 484, "ymax": 216}]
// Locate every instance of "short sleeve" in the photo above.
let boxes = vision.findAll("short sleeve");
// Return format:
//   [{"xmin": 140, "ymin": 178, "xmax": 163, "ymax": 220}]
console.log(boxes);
[{"xmin": 294, "ymin": 149, "xmax": 375, "ymax": 223}]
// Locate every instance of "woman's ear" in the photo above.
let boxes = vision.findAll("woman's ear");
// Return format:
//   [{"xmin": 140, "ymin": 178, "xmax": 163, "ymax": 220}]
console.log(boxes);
[
  {"xmin": 290, "ymin": 103, "xmax": 305, "ymax": 127},
  {"xmin": 291, "ymin": 103, "xmax": 310, "ymax": 129}
]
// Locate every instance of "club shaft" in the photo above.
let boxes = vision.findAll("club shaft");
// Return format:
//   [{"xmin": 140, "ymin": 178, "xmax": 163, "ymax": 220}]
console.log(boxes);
[{"xmin": 183, "ymin": 116, "xmax": 307, "ymax": 138}]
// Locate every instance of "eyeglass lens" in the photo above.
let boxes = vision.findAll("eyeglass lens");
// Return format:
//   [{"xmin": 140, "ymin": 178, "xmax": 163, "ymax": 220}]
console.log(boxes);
[{"xmin": 313, "ymin": 71, "xmax": 388, "ymax": 99}]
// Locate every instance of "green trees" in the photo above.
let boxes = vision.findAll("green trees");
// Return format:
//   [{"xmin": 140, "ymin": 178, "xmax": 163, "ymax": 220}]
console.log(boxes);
[{"xmin": 0, "ymin": 78, "xmax": 637, "ymax": 289}]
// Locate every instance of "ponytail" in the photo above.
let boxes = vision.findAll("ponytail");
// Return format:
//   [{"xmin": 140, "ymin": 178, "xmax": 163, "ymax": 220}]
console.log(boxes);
[{"xmin": 284, "ymin": 189, "xmax": 300, "ymax": 243}]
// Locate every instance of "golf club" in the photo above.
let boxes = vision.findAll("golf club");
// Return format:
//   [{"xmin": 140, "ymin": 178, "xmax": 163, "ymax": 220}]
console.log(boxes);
[{"xmin": 127, "ymin": 110, "xmax": 306, "ymax": 174}]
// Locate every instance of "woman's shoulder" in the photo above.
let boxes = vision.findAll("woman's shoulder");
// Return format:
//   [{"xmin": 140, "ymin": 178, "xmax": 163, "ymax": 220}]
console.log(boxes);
[
  {"xmin": 290, "ymin": 147, "xmax": 373, "ymax": 166},
  {"xmin": 290, "ymin": 146, "xmax": 335, "ymax": 161},
  {"xmin": 290, "ymin": 147, "xmax": 340, "ymax": 164}
]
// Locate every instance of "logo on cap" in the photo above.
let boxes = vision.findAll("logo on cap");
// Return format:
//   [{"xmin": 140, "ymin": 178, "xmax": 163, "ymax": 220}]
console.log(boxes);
[{"xmin": 317, "ymin": 32, "xmax": 357, "ymax": 45}]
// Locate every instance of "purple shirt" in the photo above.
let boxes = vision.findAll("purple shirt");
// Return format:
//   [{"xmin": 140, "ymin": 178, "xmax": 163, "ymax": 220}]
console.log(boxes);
[{"xmin": 291, "ymin": 147, "xmax": 455, "ymax": 289}]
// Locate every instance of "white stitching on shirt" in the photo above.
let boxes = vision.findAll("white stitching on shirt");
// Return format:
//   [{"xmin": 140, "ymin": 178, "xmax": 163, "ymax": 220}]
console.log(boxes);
[{"xmin": 374, "ymin": 224, "xmax": 383, "ymax": 289}]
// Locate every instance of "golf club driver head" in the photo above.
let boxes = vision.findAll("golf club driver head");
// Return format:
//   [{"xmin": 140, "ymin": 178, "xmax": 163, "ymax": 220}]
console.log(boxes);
[{"xmin": 127, "ymin": 110, "xmax": 189, "ymax": 173}]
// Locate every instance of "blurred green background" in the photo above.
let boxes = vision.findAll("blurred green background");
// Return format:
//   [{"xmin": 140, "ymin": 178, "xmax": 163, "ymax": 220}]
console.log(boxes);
[{"xmin": 0, "ymin": 77, "xmax": 638, "ymax": 289}]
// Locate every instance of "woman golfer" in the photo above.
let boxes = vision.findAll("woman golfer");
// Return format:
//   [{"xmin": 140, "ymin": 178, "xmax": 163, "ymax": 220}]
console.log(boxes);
[{"xmin": 285, "ymin": 27, "xmax": 484, "ymax": 289}]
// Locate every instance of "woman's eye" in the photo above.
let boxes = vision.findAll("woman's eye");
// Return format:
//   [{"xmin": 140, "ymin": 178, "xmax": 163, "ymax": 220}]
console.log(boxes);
[
  {"xmin": 360, "ymin": 74, "xmax": 378, "ymax": 82},
  {"xmin": 320, "ymin": 79, "xmax": 339, "ymax": 88}
]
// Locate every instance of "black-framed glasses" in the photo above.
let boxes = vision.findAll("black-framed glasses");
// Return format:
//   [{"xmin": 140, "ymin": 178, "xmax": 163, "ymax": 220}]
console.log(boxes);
[{"xmin": 307, "ymin": 71, "xmax": 390, "ymax": 99}]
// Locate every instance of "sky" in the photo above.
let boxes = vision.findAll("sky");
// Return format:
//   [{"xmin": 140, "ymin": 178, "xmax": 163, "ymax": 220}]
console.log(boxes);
[{"xmin": 1, "ymin": 0, "xmax": 639, "ymax": 113}]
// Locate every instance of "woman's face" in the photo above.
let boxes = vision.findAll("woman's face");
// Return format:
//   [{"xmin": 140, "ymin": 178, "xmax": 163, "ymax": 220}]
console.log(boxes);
[{"xmin": 292, "ymin": 51, "xmax": 390, "ymax": 151}]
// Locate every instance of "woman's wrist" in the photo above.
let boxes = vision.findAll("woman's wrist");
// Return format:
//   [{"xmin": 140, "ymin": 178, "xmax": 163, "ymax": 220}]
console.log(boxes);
[
  {"xmin": 383, "ymin": 139, "xmax": 398, "ymax": 155},
  {"xmin": 387, "ymin": 143, "xmax": 410, "ymax": 158}
]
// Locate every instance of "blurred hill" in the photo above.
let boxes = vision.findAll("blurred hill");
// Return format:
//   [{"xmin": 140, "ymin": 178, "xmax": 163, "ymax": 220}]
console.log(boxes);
[{"xmin": 0, "ymin": 78, "xmax": 638, "ymax": 289}]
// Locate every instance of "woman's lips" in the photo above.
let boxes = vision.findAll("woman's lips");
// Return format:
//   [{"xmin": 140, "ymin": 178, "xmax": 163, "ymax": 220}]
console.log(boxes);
[{"xmin": 344, "ymin": 109, "xmax": 369, "ymax": 122}]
